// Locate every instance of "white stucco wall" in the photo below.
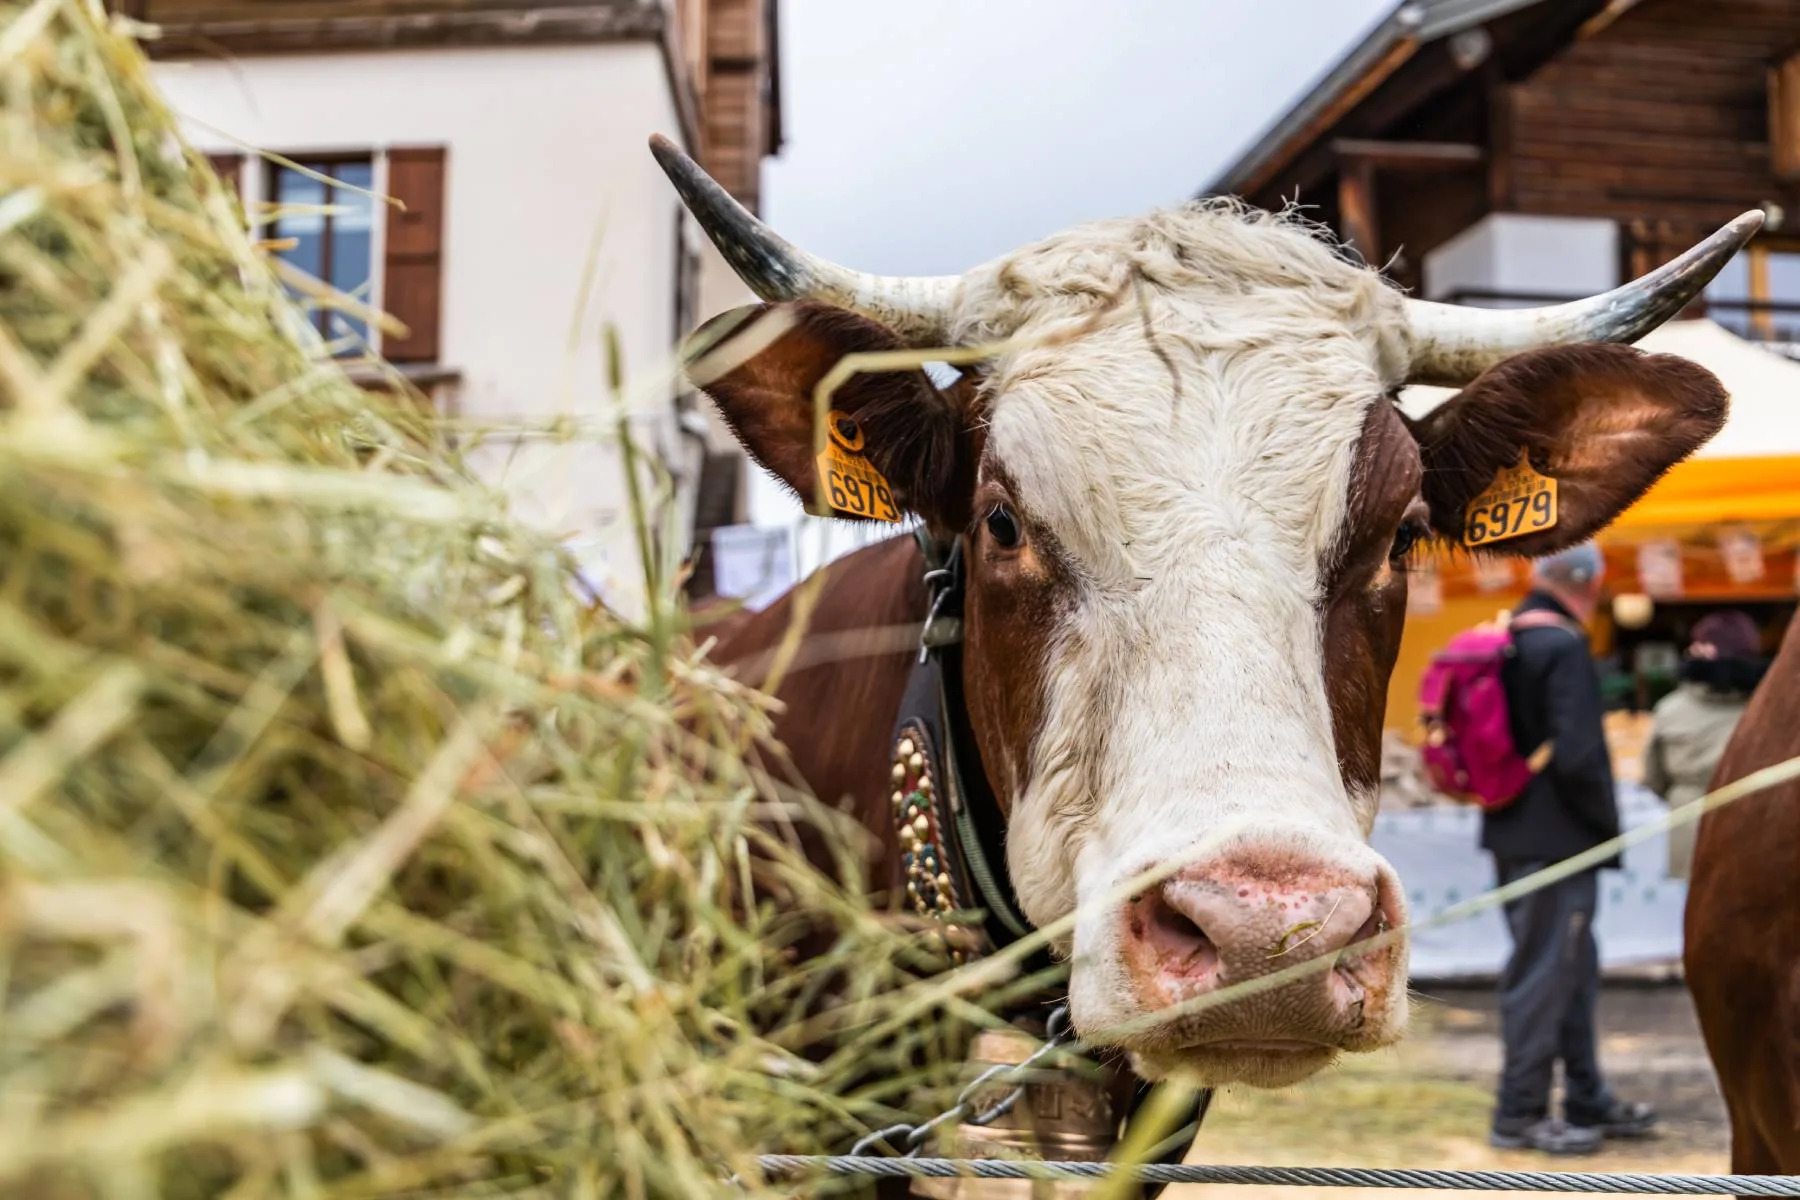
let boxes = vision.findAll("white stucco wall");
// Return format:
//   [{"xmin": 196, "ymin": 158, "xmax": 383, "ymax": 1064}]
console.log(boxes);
[
  {"xmin": 151, "ymin": 43, "xmax": 705, "ymax": 615},
  {"xmin": 1423, "ymin": 213, "xmax": 1620, "ymax": 306}
]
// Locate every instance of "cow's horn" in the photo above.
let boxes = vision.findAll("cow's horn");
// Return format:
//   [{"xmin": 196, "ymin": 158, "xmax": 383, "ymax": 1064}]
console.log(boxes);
[
  {"xmin": 1404, "ymin": 211, "xmax": 1765, "ymax": 386},
  {"xmin": 649, "ymin": 135, "xmax": 958, "ymax": 347}
]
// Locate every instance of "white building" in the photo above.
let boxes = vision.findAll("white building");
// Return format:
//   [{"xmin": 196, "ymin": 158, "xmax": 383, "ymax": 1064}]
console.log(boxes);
[{"xmin": 134, "ymin": 0, "xmax": 781, "ymax": 613}]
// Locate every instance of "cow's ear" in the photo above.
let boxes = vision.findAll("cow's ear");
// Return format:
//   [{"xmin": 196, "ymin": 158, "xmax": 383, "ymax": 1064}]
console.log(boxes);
[
  {"xmin": 684, "ymin": 300, "xmax": 976, "ymax": 532},
  {"xmin": 1408, "ymin": 342, "xmax": 1727, "ymax": 556}
]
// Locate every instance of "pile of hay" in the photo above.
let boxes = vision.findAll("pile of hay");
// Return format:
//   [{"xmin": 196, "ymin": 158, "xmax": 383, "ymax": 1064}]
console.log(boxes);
[{"xmin": 0, "ymin": 2, "xmax": 969, "ymax": 1194}]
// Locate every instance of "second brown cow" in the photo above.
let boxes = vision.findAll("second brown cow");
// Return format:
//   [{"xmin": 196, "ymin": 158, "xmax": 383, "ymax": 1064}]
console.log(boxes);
[{"xmin": 1686, "ymin": 618, "xmax": 1800, "ymax": 1181}]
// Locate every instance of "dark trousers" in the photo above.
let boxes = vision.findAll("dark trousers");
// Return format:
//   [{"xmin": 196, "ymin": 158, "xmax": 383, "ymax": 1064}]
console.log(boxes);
[{"xmin": 1493, "ymin": 860, "xmax": 1615, "ymax": 1124}]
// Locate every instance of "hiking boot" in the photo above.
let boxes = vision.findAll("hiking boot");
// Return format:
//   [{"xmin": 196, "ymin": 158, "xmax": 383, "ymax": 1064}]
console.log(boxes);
[
  {"xmin": 1572, "ymin": 1099, "xmax": 1659, "ymax": 1139},
  {"xmin": 1489, "ymin": 1116, "xmax": 1604, "ymax": 1155}
]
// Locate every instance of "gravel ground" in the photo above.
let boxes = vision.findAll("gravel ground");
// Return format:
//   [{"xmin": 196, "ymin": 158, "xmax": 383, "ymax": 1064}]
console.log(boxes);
[{"xmin": 1169, "ymin": 983, "xmax": 1729, "ymax": 1200}]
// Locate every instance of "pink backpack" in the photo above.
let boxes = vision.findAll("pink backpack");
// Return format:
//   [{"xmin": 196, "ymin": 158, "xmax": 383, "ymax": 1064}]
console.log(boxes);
[{"xmin": 1417, "ymin": 611, "xmax": 1581, "ymax": 810}]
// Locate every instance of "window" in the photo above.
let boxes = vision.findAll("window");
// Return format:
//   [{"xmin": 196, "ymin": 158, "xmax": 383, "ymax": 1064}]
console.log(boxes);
[
  {"xmin": 270, "ymin": 158, "xmax": 376, "ymax": 353},
  {"xmin": 1704, "ymin": 242, "xmax": 1800, "ymax": 343},
  {"xmin": 205, "ymin": 146, "xmax": 444, "ymax": 368}
]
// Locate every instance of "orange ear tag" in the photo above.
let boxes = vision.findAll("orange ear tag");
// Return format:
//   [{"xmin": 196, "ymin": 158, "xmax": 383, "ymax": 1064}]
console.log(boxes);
[
  {"xmin": 813, "ymin": 410, "xmax": 901, "ymax": 522},
  {"xmin": 1464, "ymin": 450, "xmax": 1558, "ymax": 549}
]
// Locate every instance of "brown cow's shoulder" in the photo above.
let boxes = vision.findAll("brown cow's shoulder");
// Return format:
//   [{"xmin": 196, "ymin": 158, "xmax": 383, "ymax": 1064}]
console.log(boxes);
[{"xmin": 714, "ymin": 532, "xmax": 929, "ymax": 901}]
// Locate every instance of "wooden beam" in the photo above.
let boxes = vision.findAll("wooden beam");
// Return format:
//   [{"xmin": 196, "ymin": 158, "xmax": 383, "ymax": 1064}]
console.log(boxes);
[
  {"xmin": 1749, "ymin": 245, "xmax": 1773, "ymax": 341},
  {"xmin": 1576, "ymin": 0, "xmax": 1644, "ymax": 40},
  {"xmin": 1338, "ymin": 158, "xmax": 1381, "ymax": 265},
  {"xmin": 1771, "ymin": 52, "xmax": 1800, "ymax": 183},
  {"xmin": 1330, "ymin": 138, "xmax": 1484, "ymax": 169}
]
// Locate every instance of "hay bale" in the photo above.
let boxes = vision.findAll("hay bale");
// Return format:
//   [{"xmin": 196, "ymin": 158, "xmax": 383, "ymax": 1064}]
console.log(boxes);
[{"xmin": 0, "ymin": 2, "xmax": 957, "ymax": 1194}]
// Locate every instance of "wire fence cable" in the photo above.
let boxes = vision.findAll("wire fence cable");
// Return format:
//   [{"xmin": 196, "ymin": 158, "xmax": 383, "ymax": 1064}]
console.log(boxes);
[{"xmin": 759, "ymin": 1156, "xmax": 1800, "ymax": 1194}]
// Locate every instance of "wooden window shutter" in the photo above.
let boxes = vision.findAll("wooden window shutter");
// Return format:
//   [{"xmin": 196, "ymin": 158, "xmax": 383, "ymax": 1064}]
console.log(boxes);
[
  {"xmin": 383, "ymin": 147, "xmax": 447, "ymax": 363},
  {"xmin": 1770, "ymin": 52, "xmax": 1800, "ymax": 182},
  {"xmin": 205, "ymin": 152, "xmax": 243, "ymax": 196}
]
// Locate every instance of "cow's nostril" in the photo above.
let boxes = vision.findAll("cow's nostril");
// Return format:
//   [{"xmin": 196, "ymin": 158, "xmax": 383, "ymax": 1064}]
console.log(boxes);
[
  {"xmin": 1157, "ymin": 905, "xmax": 1208, "ymax": 954},
  {"xmin": 1333, "ymin": 899, "xmax": 1387, "ymax": 1003},
  {"xmin": 1143, "ymin": 890, "xmax": 1220, "ymax": 975}
]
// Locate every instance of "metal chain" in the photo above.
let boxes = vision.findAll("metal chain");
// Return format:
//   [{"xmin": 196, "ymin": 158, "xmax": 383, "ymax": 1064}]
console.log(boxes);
[
  {"xmin": 759, "ymin": 1157, "xmax": 1800, "ymax": 1195},
  {"xmin": 848, "ymin": 1004, "xmax": 1074, "ymax": 1158}
]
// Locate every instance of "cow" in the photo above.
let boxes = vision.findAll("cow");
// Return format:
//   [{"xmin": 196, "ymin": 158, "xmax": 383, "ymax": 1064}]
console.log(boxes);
[
  {"xmin": 1685, "ymin": 616, "xmax": 1800, "ymax": 1180},
  {"xmin": 652, "ymin": 132, "xmax": 1747, "ymax": 1107}
]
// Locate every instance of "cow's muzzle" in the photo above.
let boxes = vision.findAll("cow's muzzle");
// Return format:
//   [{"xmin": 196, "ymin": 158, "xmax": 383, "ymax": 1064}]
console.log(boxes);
[{"xmin": 1109, "ymin": 846, "xmax": 1406, "ymax": 1086}]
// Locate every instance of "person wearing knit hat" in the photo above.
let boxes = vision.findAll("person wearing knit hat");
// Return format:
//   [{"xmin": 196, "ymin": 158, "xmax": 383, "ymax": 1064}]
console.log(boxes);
[
  {"xmin": 1644, "ymin": 609, "xmax": 1769, "ymax": 880},
  {"xmin": 1487, "ymin": 540, "xmax": 1658, "ymax": 1155},
  {"xmin": 1531, "ymin": 541, "xmax": 1606, "ymax": 590}
]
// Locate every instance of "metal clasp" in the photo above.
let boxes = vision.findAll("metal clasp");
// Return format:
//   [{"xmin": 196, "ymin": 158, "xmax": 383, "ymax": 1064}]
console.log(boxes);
[{"xmin": 918, "ymin": 537, "xmax": 965, "ymax": 664}]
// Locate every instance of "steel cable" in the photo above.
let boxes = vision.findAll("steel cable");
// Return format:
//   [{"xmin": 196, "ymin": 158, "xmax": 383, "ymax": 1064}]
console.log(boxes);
[{"xmin": 759, "ymin": 1156, "xmax": 1800, "ymax": 1194}]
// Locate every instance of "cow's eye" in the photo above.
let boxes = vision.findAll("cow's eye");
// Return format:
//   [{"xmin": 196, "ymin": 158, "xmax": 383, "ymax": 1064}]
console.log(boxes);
[
  {"xmin": 1389, "ymin": 518, "xmax": 1428, "ymax": 563},
  {"xmin": 986, "ymin": 503, "xmax": 1022, "ymax": 549}
]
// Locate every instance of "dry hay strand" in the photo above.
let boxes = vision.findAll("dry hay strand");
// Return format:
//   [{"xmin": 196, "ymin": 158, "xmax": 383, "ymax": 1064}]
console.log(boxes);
[{"xmin": 0, "ymin": 1, "xmax": 980, "ymax": 1195}]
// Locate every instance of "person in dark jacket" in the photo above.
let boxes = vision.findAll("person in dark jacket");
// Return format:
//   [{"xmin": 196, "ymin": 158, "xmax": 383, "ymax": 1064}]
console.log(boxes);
[{"xmin": 1488, "ymin": 542, "xmax": 1657, "ymax": 1155}]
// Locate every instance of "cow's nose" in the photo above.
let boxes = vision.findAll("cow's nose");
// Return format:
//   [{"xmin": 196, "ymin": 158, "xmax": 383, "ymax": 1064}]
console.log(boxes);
[{"xmin": 1124, "ymin": 858, "xmax": 1388, "ymax": 1015}]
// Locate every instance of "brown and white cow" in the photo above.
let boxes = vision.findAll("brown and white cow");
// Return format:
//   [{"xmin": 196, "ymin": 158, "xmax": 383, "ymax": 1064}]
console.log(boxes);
[
  {"xmin": 657, "ymin": 135, "xmax": 1746, "ymax": 1089},
  {"xmin": 1685, "ymin": 618, "xmax": 1800, "ymax": 1178}
]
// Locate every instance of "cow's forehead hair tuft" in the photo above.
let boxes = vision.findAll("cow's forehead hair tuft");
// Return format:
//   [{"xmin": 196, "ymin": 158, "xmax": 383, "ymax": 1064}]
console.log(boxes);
[{"xmin": 950, "ymin": 198, "xmax": 1412, "ymax": 374}]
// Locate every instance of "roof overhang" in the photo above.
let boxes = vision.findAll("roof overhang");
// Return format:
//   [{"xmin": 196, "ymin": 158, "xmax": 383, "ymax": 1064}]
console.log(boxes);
[
  {"xmin": 1204, "ymin": 0, "xmax": 1554, "ymax": 200},
  {"xmin": 138, "ymin": 2, "xmax": 668, "ymax": 58}
]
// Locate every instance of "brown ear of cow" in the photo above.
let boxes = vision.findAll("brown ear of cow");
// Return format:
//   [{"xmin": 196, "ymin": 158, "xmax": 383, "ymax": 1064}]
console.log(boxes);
[
  {"xmin": 682, "ymin": 300, "xmax": 976, "ymax": 532},
  {"xmin": 1408, "ymin": 342, "xmax": 1728, "ymax": 557}
]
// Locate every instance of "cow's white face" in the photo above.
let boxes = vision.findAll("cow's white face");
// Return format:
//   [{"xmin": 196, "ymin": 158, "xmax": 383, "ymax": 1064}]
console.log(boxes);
[
  {"xmin": 686, "ymin": 198, "xmax": 1730, "ymax": 1087},
  {"xmin": 948, "ymin": 208, "xmax": 1417, "ymax": 1083}
]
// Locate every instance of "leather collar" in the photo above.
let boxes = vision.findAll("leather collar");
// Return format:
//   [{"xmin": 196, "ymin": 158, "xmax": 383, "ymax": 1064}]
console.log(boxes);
[{"xmin": 888, "ymin": 529, "xmax": 1037, "ymax": 964}]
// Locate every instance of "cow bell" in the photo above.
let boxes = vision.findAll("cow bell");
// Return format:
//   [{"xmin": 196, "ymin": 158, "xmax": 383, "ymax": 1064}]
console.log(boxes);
[{"xmin": 910, "ymin": 1026, "xmax": 1133, "ymax": 1199}]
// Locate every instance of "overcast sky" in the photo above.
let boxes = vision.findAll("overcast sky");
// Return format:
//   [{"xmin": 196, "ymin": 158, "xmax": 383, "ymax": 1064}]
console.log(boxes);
[
  {"xmin": 748, "ymin": 0, "xmax": 1396, "ymax": 549},
  {"xmin": 763, "ymin": 0, "xmax": 1393, "ymax": 277}
]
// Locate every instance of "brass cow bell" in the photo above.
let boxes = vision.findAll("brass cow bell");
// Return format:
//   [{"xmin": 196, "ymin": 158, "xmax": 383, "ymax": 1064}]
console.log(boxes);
[{"xmin": 910, "ymin": 1027, "xmax": 1132, "ymax": 1199}]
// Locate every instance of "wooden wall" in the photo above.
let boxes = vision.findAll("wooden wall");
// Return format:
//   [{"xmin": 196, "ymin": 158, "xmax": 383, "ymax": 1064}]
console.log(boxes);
[
  {"xmin": 699, "ymin": 0, "xmax": 777, "ymax": 213},
  {"xmin": 1501, "ymin": 0, "xmax": 1800, "ymax": 243}
]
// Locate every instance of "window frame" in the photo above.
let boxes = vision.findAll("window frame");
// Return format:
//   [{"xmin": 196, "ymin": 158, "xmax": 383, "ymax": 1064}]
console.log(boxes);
[{"xmin": 265, "ymin": 151, "xmax": 382, "ymax": 355}]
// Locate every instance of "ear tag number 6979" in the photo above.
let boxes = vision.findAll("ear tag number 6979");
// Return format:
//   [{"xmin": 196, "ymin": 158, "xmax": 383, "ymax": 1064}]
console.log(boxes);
[
  {"xmin": 815, "ymin": 409, "xmax": 901, "ymax": 523},
  {"xmin": 1464, "ymin": 450, "xmax": 1558, "ymax": 549}
]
